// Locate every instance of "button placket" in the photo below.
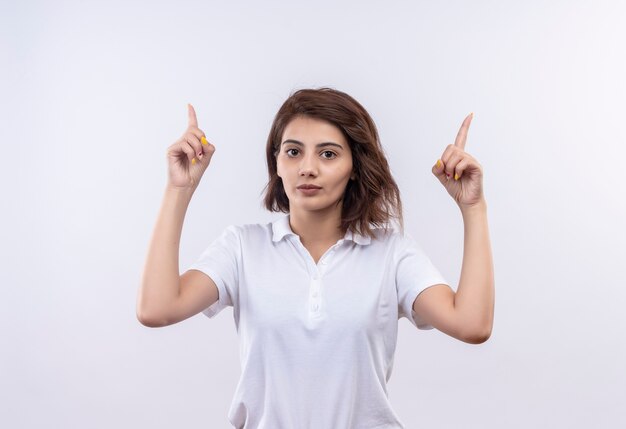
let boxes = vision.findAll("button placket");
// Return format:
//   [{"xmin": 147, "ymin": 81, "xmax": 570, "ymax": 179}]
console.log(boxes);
[
  {"xmin": 296, "ymin": 239, "xmax": 343, "ymax": 318},
  {"xmin": 308, "ymin": 246, "xmax": 339, "ymax": 316},
  {"xmin": 309, "ymin": 277, "xmax": 322, "ymax": 315}
]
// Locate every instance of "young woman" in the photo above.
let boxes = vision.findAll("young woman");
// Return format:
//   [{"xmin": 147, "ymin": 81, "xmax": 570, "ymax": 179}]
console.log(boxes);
[{"xmin": 137, "ymin": 88, "xmax": 494, "ymax": 428}]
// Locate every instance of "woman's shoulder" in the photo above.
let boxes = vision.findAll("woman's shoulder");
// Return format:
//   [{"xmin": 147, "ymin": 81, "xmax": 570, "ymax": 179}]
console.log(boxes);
[
  {"xmin": 218, "ymin": 218, "xmax": 278, "ymax": 246},
  {"xmin": 368, "ymin": 226, "xmax": 423, "ymax": 250},
  {"xmin": 368, "ymin": 224, "xmax": 406, "ymax": 240}
]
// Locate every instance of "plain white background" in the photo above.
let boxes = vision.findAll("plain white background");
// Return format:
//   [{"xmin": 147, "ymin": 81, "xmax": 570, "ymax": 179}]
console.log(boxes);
[{"xmin": 2, "ymin": 0, "xmax": 625, "ymax": 427}]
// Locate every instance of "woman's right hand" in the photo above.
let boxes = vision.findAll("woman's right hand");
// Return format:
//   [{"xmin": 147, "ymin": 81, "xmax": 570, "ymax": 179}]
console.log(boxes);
[{"xmin": 166, "ymin": 104, "xmax": 216, "ymax": 190}]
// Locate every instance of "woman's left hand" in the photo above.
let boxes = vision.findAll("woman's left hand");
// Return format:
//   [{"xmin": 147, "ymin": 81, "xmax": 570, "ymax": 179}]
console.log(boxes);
[{"xmin": 432, "ymin": 113, "xmax": 485, "ymax": 209}]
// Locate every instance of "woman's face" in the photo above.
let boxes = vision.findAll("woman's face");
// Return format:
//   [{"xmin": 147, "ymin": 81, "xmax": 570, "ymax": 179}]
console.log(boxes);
[{"xmin": 277, "ymin": 115, "xmax": 354, "ymax": 216}]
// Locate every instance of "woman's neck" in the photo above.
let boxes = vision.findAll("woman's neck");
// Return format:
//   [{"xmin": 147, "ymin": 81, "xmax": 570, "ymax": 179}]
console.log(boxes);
[{"xmin": 288, "ymin": 208, "xmax": 345, "ymax": 246}]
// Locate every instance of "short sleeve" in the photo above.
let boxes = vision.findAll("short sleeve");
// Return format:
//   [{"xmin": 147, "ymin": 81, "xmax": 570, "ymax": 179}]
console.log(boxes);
[
  {"xmin": 395, "ymin": 233, "xmax": 450, "ymax": 330},
  {"xmin": 187, "ymin": 225, "xmax": 240, "ymax": 319}
]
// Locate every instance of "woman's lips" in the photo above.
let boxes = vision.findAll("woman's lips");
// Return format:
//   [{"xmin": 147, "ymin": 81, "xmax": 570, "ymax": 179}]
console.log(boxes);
[{"xmin": 297, "ymin": 187, "xmax": 321, "ymax": 195}]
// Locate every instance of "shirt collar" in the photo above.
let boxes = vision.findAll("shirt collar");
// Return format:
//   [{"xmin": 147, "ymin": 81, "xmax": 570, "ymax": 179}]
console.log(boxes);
[{"xmin": 271, "ymin": 214, "xmax": 371, "ymax": 245}]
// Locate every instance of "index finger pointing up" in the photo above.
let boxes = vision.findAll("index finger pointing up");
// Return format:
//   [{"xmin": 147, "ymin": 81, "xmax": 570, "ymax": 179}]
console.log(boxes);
[
  {"xmin": 454, "ymin": 112, "xmax": 474, "ymax": 150},
  {"xmin": 188, "ymin": 103, "xmax": 198, "ymax": 128}
]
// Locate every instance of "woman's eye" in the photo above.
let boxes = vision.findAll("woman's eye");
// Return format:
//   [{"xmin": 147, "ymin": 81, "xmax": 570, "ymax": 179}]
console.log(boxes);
[{"xmin": 285, "ymin": 148, "xmax": 336, "ymax": 159}]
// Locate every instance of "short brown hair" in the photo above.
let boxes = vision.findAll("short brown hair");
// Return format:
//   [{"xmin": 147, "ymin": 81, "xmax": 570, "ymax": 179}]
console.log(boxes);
[{"xmin": 262, "ymin": 87, "xmax": 403, "ymax": 240}]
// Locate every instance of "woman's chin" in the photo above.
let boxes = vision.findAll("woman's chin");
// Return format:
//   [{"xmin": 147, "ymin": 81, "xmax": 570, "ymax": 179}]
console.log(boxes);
[{"xmin": 289, "ymin": 198, "xmax": 343, "ymax": 214}]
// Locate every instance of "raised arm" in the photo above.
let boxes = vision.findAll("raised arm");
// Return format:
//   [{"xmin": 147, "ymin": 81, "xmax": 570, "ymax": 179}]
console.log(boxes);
[
  {"xmin": 412, "ymin": 113, "xmax": 495, "ymax": 344},
  {"xmin": 136, "ymin": 104, "xmax": 218, "ymax": 327}
]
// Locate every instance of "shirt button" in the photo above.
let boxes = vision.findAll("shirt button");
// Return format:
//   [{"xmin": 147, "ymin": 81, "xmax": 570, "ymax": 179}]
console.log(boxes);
[
  {"xmin": 312, "ymin": 291, "xmax": 318, "ymax": 297},
  {"xmin": 312, "ymin": 303, "xmax": 319, "ymax": 311}
]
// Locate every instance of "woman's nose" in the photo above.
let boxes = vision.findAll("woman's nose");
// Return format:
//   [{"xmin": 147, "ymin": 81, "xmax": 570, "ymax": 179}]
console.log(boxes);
[{"xmin": 299, "ymin": 155, "xmax": 318, "ymax": 176}]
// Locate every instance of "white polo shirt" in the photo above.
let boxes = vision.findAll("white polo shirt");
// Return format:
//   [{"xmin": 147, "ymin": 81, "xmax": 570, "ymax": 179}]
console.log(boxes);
[{"xmin": 188, "ymin": 214, "xmax": 449, "ymax": 429}]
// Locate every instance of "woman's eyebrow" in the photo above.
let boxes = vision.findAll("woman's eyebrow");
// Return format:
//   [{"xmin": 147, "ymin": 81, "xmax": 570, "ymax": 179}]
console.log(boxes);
[{"xmin": 281, "ymin": 139, "xmax": 344, "ymax": 150}]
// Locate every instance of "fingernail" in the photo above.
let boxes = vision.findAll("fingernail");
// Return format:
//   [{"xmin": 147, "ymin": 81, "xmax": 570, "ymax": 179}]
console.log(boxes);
[
  {"xmin": 192, "ymin": 158, "xmax": 196, "ymax": 165},
  {"xmin": 455, "ymin": 173, "xmax": 459, "ymax": 180},
  {"xmin": 436, "ymin": 159, "xmax": 441, "ymax": 169},
  {"xmin": 201, "ymin": 136, "xmax": 208, "ymax": 145}
]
